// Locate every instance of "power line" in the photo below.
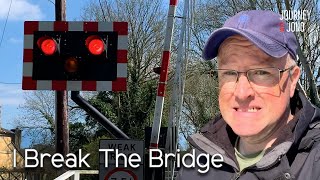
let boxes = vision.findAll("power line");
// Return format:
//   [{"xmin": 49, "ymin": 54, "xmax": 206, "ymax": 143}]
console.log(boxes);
[
  {"xmin": 0, "ymin": 0, "xmax": 13, "ymax": 48},
  {"xmin": 0, "ymin": 82, "xmax": 21, "ymax": 85},
  {"xmin": 47, "ymin": 0, "xmax": 55, "ymax": 5}
]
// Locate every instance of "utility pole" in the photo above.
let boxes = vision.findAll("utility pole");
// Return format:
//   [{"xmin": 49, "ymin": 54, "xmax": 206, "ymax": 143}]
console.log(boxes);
[{"xmin": 55, "ymin": 0, "xmax": 69, "ymax": 173}]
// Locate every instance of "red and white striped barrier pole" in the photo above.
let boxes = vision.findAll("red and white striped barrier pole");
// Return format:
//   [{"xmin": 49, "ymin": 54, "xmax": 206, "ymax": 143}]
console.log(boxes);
[{"xmin": 149, "ymin": 0, "xmax": 178, "ymax": 151}]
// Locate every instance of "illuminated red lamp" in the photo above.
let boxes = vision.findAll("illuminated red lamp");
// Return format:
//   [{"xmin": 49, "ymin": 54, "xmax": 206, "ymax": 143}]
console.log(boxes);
[
  {"xmin": 37, "ymin": 36, "xmax": 57, "ymax": 55},
  {"xmin": 85, "ymin": 35, "xmax": 105, "ymax": 55}
]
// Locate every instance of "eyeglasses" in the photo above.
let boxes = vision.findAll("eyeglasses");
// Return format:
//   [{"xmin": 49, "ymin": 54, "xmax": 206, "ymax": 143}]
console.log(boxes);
[{"xmin": 212, "ymin": 65, "xmax": 295, "ymax": 90}]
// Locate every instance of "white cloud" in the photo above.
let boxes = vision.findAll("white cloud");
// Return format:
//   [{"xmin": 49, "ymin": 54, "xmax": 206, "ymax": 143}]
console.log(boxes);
[
  {"xmin": 0, "ymin": 84, "xmax": 25, "ymax": 106},
  {"xmin": 8, "ymin": 37, "xmax": 22, "ymax": 44},
  {"xmin": 0, "ymin": 0, "xmax": 45, "ymax": 21}
]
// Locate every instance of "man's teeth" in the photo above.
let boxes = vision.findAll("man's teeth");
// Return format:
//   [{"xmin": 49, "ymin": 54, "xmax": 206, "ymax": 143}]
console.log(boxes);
[
  {"xmin": 247, "ymin": 108, "xmax": 258, "ymax": 112},
  {"xmin": 237, "ymin": 108, "xmax": 259, "ymax": 112}
]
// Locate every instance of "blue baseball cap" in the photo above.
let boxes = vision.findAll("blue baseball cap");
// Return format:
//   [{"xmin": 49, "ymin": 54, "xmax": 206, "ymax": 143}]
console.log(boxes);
[{"xmin": 202, "ymin": 10, "xmax": 298, "ymax": 60}]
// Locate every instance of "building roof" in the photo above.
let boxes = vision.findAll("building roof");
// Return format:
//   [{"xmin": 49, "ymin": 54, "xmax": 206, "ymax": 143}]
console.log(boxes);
[{"xmin": 0, "ymin": 128, "xmax": 14, "ymax": 135}]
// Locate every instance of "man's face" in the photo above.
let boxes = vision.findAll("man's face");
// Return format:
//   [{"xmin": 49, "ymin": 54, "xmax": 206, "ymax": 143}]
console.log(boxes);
[{"xmin": 217, "ymin": 35, "xmax": 299, "ymax": 139}]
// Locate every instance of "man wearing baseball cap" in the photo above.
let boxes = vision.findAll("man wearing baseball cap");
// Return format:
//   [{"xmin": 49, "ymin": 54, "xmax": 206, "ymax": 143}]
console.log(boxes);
[{"xmin": 177, "ymin": 10, "xmax": 320, "ymax": 179}]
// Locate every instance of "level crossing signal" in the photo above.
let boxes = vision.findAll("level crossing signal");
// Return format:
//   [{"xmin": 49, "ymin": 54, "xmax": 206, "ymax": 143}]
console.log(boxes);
[
  {"xmin": 22, "ymin": 21, "xmax": 128, "ymax": 91},
  {"xmin": 33, "ymin": 31, "xmax": 117, "ymax": 81}
]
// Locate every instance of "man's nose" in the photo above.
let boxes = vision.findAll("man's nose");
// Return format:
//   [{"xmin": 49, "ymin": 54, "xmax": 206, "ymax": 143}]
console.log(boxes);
[{"xmin": 234, "ymin": 74, "xmax": 255, "ymax": 100}]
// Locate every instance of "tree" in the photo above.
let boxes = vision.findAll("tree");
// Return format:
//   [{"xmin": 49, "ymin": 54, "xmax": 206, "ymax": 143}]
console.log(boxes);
[
  {"xmin": 14, "ymin": 91, "xmax": 90, "ymax": 148},
  {"xmin": 81, "ymin": 0, "xmax": 168, "ymax": 139},
  {"xmin": 280, "ymin": 0, "xmax": 320, "ymax": 106},
  {"xmin": 15, "ymin": 91, "xmax": 55, "ymax": 146},
  {"xmin": 181, "ymin": 64, "xmax": 220, "ymax": 138}
]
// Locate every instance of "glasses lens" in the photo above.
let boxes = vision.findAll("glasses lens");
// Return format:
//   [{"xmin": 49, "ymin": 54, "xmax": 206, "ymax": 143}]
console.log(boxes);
[
  {"xmin": 213, "ymin": 70, "xmax": 238, "ymax": 90},
  {"xmin": 212, "ymin": 68, "xmax": 282, "ymax": 94},
  {"xmin": 248, "ymin": 68, "xmax": 279, "ymax": 87}
]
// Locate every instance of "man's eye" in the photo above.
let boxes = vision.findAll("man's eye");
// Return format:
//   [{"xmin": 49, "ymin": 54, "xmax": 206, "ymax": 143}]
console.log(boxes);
[
  {"xmin": 253, "ymin": 70, "xmax": 271, "ymax": 75},
  {"xmin": 223, "ymin": 71, "xmax": 237, "ymax": 76}
]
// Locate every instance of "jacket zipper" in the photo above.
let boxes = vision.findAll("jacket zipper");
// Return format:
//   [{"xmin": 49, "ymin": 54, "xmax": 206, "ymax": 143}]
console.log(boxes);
[
  {"xmin": 231, "ymin": 171, "xmax": 242, "ymax": 180},
  {"xmin": 231, "ymin": 170, "xmax": 244, "ymax": 180}
]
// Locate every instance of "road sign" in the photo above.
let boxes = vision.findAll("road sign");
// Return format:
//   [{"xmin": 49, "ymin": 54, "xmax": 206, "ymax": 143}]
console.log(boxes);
[
  {"xmin": 99, "ymin": 165, "xmax": 143, "ymax": 180},
  {"xmin": 22, "ymin": 21, "xmax": 128, "ymax": 91},
  {"xmin": 99, "ymin": 139, "xmax": 144, "ymax": 180}
]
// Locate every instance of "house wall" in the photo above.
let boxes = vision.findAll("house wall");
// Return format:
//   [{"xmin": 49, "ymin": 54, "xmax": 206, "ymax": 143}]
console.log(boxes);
[{"xmin": 0, "ymin": 135, "xmax": 24, "ymax": 170}]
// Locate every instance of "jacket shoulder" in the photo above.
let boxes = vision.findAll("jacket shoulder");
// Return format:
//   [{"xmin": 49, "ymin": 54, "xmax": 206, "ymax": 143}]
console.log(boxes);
[{"xmin": 294, "ymin": 142, "xmax": 320, "ymax": 179}]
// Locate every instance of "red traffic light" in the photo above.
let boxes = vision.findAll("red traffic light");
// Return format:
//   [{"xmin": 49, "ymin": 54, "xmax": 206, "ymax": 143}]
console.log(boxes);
[
  {"xmin": 86, "ymin": 35, "xmax": 105, "ymax": 55},
  {"xmin": 37, "ymin": 37, "xmax": 57, "ymax": 56}
]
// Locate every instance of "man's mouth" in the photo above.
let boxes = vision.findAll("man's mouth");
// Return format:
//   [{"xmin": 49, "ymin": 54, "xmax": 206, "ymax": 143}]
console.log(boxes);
[{"xmin": 234, "ymin": 107, "xmax": 261, "ymax": 112}]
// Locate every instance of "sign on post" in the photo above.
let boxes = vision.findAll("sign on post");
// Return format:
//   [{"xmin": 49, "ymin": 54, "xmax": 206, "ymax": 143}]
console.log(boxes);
[{"xmin": 99, "ymin": 139, "xmax": 144, "ymax": 180}]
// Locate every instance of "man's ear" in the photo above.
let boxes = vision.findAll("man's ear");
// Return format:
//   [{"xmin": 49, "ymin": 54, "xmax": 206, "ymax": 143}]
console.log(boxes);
[{"xmin": 289, "ymin": 66, "xmax": 301, "ymax": 97}]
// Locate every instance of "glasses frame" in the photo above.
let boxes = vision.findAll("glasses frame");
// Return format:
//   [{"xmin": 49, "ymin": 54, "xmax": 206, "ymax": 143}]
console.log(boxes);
[{"xmin": 213, "ymin": 65, "xmax": 296, "ymax": 88}]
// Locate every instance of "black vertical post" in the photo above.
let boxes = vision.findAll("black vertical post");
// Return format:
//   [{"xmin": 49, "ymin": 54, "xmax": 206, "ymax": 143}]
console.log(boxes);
[{"xmin": 55, "ymin": 0, "xmax": 69, "ymax": 173}]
